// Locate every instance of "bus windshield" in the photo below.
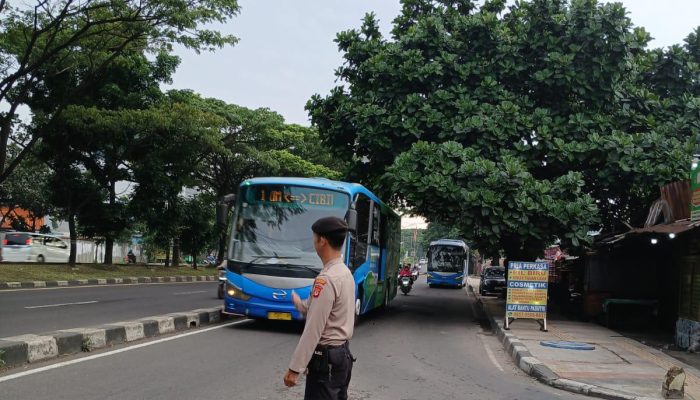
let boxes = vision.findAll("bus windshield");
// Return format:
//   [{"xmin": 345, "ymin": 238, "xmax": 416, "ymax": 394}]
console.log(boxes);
[
  {"xmin": 229, "ymin": 184, "xmax": 350, "ymax": 271},
  {"xmin": 428, "ymin": 245, "xmax": 466, "ymax": 273}
]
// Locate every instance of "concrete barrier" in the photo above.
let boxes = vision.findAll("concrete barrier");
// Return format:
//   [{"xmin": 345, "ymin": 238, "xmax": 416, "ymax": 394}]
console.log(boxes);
[{"xmin": 0, "ymin": 306, "xmax": 229, "ymax": 370}]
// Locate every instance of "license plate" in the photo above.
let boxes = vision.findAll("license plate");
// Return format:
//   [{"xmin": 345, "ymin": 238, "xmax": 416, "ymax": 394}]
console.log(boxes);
[{"xmin": 268, "ymin": 312, "xmax": 292, "ymax": 321}]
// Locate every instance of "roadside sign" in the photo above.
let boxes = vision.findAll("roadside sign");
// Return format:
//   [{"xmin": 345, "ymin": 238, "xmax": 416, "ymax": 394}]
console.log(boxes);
[
  {"xmin": 505, "ymin": 261, "xmax": 549, "ymax": 331},
  {"xmin": 691, "ymin": 161, "xmax": 700, "ymax": 222}
]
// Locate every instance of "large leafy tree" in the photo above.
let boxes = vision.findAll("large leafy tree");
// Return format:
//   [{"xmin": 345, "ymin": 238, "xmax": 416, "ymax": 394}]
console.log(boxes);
[
  {"xmin": 307, "ymin": 0, "xmax": 697, "ymax": 259},
  {"xmin": 37, "ymin": 50, "xmax": 178, "ymax": 264},
  {"xmin": 127, "ymin": 97, "xmax": 226, "ymax": 267},
  {"xmin": 0, "ymin": 0, "xmax": 240, "ymax": 185},
  {"xmin": 169, "ymin": 92, "xmax": 346, "ymax": 262}
]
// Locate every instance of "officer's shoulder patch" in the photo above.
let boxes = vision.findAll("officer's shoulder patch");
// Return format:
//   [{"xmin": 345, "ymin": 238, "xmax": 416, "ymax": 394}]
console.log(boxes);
[{"xmin": 312, "ymin": 277, "xmax": 327, "ymax": 298}]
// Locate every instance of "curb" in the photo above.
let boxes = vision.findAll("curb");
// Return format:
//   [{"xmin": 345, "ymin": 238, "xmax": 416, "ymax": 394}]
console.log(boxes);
[
  {"xmin": 0, "ymin": 306, "xmax": 233, "ymax": 370},
  {"xmin": 0, "ymin": 275, "xmax": 217, "ymax": 290},
  {"xmin": 468, "ymin": 284, "xmax": 642, "ymax": 400}
]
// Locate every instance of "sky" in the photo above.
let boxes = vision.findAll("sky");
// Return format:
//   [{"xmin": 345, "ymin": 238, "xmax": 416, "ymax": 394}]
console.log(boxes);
[
  {"xmin": 167, "ymin": 0, "xmax": 700, "ymax": 126},
  {"xmin": 165, "ymin": 0, "xmax": 700, "ymax": 229}
]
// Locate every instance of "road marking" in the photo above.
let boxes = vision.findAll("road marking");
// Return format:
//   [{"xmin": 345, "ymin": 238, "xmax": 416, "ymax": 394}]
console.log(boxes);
[
  {"xmin": 0, "ymin": 281, "xmax": 212, "ymax": 293},
  {"xmin": 478, "ymin": 334, "xmax": 504, "ymax": 372},
  {"xmin": 172, "ymin": 290, "xmax": 207, "ymax": 295},
  {"xmin": 24, "ymin": 300, "xmax": 99, "ymax": 309},
  {"xmin": 0, "ymin": 319, "xmax": 251, "ymax": 383}
]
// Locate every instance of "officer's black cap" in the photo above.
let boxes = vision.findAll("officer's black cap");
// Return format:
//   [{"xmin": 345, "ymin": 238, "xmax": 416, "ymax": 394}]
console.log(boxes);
[{"xmin": 311, "ymin": 216, "xmax": 348, "ymax": 235}]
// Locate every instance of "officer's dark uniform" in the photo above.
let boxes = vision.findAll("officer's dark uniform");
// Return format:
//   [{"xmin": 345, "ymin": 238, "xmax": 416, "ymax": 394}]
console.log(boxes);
[{"xmin": 289, "ymin": 218, "xmax": 356, "ymax": 400}]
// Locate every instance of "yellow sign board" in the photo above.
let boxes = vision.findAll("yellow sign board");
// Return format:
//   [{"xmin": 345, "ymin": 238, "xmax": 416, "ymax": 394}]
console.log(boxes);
[{"xmin": 506, "ymin": 261, "xmax": 549, "ymax": 320}]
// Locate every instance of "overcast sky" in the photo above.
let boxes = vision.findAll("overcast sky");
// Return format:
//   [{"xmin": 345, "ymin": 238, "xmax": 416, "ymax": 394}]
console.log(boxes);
[{"xmin": 167, "ymin": 0, "xmax": 700, "ymax": 126}]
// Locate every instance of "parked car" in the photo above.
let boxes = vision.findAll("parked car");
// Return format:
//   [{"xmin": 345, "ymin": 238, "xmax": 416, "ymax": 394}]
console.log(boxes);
[
  {"xmin": 0, "ymin": 232, "xmax": 33, "ymax": 262},
  {"xmin": 0, "ymin": 232, "xmax": 69, "ymax": 263},
  {"xmin": 479, "ymin": 266, "xmax": 506, "ymax": 295}
]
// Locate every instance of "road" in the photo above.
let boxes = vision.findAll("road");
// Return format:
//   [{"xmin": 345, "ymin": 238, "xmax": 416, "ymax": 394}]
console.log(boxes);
[
  {"xmin": 0, "ymin": 279, "xmax": 584, "ymax": 400},
  {"xmin": 0, "ymin": 282, "xmax": 221, "ymax": 337}
]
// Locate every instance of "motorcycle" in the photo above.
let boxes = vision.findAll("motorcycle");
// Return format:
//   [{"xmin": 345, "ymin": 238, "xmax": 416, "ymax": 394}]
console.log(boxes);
[
  {"xmin": 204, "ymin": 255, "xmax": 217, "ymax": 266},
  {"xmin": 399, "ymin": 275, "xmax": 413, "ymax": 295},
  {"xmin": 411, "ymin": 268, "xmax": 419, "ymax": 282},
  {"xmin": 217, "ymin": 268, "xmax": 226, "ymax": 299}
]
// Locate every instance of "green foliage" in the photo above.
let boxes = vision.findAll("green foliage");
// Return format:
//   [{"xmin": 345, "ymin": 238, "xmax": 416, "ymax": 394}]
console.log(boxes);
[
  {"xmin": 0, "ymin": 0, "xmax": 241, "ymax": 184},
  {"xmin": 179, "ymin": 194, "xmax": 216, "ymax": 266},
  {"xmin": 307, "ymin": 0, "xmax": 699, "ymax": 258},
  {"xmin": 0, "ymin": 145, "xmax": 53, "ymax": 230},
  {"xmin": 173, "ymin": 92, "xmax": 345, "ymax": 200},
  {"xmin": 419, "ymin": 222, "xmax": 462, "ymax": 250},
  {"xmin": 81, "ymin": 337, "xmax": 92, "ymax": 352}
]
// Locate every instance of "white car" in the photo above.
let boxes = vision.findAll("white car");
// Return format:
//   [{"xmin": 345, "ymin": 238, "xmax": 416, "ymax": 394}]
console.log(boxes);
[{"xmin": 1, "ymin": 232, "xmax": 69, "ymax": 263}]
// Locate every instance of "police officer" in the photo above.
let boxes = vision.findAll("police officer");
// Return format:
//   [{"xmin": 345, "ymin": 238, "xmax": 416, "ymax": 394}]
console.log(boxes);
[{"xmin": 283, "ymin": 216, "xmax": 356, "ymax": 400}]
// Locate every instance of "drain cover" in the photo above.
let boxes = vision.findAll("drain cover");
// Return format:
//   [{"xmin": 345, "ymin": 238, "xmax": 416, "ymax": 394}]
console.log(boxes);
[{"xmin": 540, "ymin": 341, "xmax": 595, "ymax": 351}]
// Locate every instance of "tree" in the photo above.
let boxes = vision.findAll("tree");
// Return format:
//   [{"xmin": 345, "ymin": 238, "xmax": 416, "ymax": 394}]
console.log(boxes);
[
  {"xmin": 129, "ymin": 98, "xmax": 226, "ymax": 267},
  {"xmin": 0, "ymin": 0, "xmax": 240, "ymax": 185},
  {"xmin": 419, "ymin": 222, "xmax": 461, "ymax": 250},
  {"xmin": 179, "ymin": 194, "xmax": 215, "ymax": 269},
  {"xmin": 0, "ymin": 145, "xmax": 53, "ymax": 230},
  {"xmin": 307, "ymin": 0, "xmax": 697, "ymax": 259},
  {"xmin": 33, "ymin": 45, "xmax": 180, "ymax": 264},
  {"xmin": 171, "ymin": 92, "xmax": 345, "ymax": 262}
]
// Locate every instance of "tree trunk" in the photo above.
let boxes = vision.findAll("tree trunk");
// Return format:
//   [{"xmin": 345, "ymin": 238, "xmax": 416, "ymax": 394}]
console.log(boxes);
[
  {"xmin": 165, "ymin": 244, "xmax": 170, "ymax": 267},
  {"xmin": 0, "ymin": 115, "xmax": 11, "ymax": 179},
  {"xmin": 217, "ymin": 235, "xmax": 226, "ymax": 264},
  {"xmin": 103, "ymin": 237, "xmax": 114, "ymax": 265},
  {"xmin": 103, "ymin": 181, "xmax": 116, "ymax": 265},
  {"xmin": 192, "ymin": 253, "xmax": 197, "ymax": 270},
  {"xmin": 172, "ymin": 237, "xmax": 180, "ymax": 267},
  {"xmin": 68, "ymin": 210, "xmax": 77, "ymax": 266}
]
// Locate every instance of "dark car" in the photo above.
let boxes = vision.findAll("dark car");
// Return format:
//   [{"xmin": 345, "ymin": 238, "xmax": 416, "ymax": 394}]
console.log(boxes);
[{"xmin": 479, "ymin": 266, "xmax": 506, "ymax": 295}]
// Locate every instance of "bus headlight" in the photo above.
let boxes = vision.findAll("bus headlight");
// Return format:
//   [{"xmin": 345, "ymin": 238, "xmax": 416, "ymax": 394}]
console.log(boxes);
[{"xmin": 226, "ymin": 282, "xmax": 251, "ymax": 300}]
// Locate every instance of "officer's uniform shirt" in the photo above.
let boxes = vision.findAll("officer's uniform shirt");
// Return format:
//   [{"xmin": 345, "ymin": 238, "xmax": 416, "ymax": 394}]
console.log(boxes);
[{"xmin": 289, "ymin": 257, "xmax": 355, "ymax": 373}]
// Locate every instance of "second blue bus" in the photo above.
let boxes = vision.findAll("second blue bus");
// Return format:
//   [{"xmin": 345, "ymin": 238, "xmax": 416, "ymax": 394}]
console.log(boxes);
[{"xmin": 426, "ymin": 239, "xmax": 469, "ymax": 288}]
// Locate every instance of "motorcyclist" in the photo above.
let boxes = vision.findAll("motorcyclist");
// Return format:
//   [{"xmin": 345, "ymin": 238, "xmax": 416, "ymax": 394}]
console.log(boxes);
[
  {"xmin": 127, "ymin": 249, "xmax": 136, "ymax": 264},
  {"xmin": 399, "ymin": 264, "xmax": 413, "ymax": 282}
]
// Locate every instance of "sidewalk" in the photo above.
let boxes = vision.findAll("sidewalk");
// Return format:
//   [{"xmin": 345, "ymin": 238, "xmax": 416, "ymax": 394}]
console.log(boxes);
[{"xmin": 467, "ymin": 277, "xmax": 700, "ymax": 400}]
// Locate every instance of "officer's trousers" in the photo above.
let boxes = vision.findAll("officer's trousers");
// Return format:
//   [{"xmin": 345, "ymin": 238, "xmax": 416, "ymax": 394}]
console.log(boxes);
[{"xmin": 304, "ymin": 342, "xmax": 354, "ymax": 400}]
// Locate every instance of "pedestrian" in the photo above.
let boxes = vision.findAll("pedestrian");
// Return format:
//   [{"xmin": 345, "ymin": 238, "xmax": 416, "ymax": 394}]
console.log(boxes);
[{"xmin": 283, "ymin": 216, "xmax": 356, "ymax": 400}]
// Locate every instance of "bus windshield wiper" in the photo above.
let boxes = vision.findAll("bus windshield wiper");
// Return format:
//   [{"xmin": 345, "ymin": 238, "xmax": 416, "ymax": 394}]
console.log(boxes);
[
  {"xmin": 277, "ymin": 263, "xmax": 321, "ymax": 276},
  {"xmin": 251, "ymin": 254, "xmax": 301, "ymax": 260}
]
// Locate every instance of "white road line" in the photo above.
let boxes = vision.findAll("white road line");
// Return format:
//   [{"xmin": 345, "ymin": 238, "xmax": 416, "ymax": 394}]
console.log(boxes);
[
  {"xmin": 478, "ymin": 334, "xmax": 504, "ymax": 372},
  {"xmin": 0, "ymin": 319, "xmax": 251, "ymax": 383},
  {"xmin": 24, "ymin": 300, "xmax": 99, "ymax": 309},
  {"xmin": 172, "ymin": 290, "xmax": 207, "ymax": 295}
]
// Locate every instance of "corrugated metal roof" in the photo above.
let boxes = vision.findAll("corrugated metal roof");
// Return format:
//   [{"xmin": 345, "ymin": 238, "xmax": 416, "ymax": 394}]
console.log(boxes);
[{"xmin": 596, "ymin": 219, "xmax": 700, "ymax": 246}]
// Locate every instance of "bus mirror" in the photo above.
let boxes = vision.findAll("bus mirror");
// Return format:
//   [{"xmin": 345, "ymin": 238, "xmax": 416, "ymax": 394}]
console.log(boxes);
[
  {"xmin": 345, "ymin": 207, "xmax": 358, "ymax": 233},
  {"xmin": 216, "ymin": 202, "xmax": 230, "ymax": 227},
  {"xmin": 216, "ymin": 193, "xmax": 236, "ymax": 228}
]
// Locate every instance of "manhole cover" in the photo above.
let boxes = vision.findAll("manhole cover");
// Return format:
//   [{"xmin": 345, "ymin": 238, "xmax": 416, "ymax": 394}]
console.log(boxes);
[{"xmin": 540, "ymin": 341, "xmax": 595, "ymax": 351}]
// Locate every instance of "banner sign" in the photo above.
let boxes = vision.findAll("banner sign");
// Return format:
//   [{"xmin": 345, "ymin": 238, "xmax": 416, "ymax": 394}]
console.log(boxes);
[
  {"xmin": 506, "ymin": 261, "xmax": 549, "ymax": 320},
  {"xmin": 692, "ymin": 161, "xmax": 700, "ymax": 222}
]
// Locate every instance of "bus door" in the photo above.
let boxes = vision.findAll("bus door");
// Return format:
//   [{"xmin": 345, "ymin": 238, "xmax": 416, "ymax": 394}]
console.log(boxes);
[{"xmin": 352, "ymin": 194, "xmax": 379, "ymax": 312}]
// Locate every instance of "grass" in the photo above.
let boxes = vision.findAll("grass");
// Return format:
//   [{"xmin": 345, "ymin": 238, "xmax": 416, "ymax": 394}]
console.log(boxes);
[{"xmin": 0, "ymin": 263, "xmax": 216, "ymax": 282}]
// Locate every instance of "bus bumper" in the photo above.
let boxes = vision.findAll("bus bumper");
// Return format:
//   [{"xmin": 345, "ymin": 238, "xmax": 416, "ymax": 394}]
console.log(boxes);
[
  {"xmin": 224, "ymin": 297, "xmax": 304, "ymax": 320},
  {"xmin": 427, "ymin": 275, "xmax": 464, "ymax": 286}
]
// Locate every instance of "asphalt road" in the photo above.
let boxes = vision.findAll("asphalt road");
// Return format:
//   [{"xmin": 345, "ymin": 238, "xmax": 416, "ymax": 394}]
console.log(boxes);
[
  {"xmin": 0, "ymin": 282, "xmax": 221, "ymax": 337},
  {"xmin": 0, "ymin": 279, "xmax": 584, "ymax": 400}
]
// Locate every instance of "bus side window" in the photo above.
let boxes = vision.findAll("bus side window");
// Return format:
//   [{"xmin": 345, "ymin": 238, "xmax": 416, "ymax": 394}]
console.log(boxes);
[
  {"xmin": 352, "ymin": 194, "xmax": 372, "ymax": 269},
  {"xmin": 370, "ymin": 203, "xmax": 380, "ymax": 247}
]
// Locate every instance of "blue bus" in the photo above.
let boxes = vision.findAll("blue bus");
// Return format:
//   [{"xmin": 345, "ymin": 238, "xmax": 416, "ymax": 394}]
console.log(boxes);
[
  {"xmin": 426, "ymin": 239, "xmax": 469, "ymax": 288},
  {"xmin": 218, "ymin": 177, "xmax": 401, "ymax": 321}
]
